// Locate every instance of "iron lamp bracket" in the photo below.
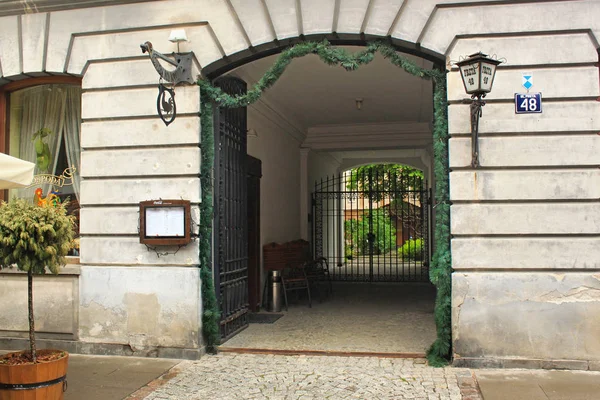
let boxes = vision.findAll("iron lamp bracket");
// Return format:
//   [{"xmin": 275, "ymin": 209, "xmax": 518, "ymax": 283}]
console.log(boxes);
[
  {"xmin": 140, "ymin": 41, "xmax": 194, "ymax": 85},
  {"xmin": 469, "ymin": 93, "xmax": 486, "ymax": 168}
]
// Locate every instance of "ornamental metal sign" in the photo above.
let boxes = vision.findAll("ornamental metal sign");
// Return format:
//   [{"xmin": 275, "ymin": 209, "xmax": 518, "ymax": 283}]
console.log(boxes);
[
  {"xmin": 157, "ymin": 84, "xmax": 176, "ymax": 126},
  {"xmin": 515, "ymin": 93, "xmax": 542, "ymax": 114},
  {"xmin": 25, "ymin": 167, "xmax": 76, "ymax": 188}
]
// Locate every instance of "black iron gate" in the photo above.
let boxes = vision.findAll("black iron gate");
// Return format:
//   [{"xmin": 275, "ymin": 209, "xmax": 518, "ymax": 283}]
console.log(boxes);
[
  {"xmin": 312, "ymin": 168, "xmax": 431, "ymax": 282},
  {"xmin": 213, "ymin": 76, "xmax": 249, "ymax": 341}
]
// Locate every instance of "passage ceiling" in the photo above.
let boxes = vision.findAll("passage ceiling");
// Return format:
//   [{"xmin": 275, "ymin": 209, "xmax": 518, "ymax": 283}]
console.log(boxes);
[{"xmin": 229, "ymin": 47, "xmax": 434, "ymax": 131}]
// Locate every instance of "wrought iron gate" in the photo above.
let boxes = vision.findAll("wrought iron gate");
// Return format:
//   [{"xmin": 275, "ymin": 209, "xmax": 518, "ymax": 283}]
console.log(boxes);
[
  {"xmin": 312, "ymin": 168, "xmax": 431, "ymax": 282},
  {"xmin": 213, "ymin": 76, "xmax": 249, "ymax": 341}
]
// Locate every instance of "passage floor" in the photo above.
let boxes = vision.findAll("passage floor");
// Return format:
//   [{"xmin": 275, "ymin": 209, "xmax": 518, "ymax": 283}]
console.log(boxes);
[{"xmin": 222, "ymin": 282, "xmax": 437, "ymax": 354}]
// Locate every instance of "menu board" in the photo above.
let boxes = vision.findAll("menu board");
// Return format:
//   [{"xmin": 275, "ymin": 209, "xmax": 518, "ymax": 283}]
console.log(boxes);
[
  {"xmin": 139, "ymin": 200, "xmax": 191, "ymax": 245},
  {"xmin": 145, "ymin": 206, "xmax": 185, "ymax": 237}
]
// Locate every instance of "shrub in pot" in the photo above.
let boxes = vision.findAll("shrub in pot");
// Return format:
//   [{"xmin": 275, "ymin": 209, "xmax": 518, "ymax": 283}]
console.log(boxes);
[{"xmin": 0, "ymin": 198, "xmax": 75, "ymax": 400}]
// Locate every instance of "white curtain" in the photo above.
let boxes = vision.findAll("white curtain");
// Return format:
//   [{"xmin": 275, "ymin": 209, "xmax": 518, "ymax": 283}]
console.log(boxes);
[
  {"xmin": 63, "ymin": 87, "xmax": 81, "ymax": 201},
  {"xmin": 13, "ymin": 84, "xmax": 80, "ymax": 201}
]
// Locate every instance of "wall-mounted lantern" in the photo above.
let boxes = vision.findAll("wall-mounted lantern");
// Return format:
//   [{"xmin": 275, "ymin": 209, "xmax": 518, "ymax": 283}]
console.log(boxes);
[
  {"xmin": 140, "ymin": 29, "xmax": 195, "ymax": 126},
  {"xmin": 456, "ymin": 52, "xmax": 502, "ymax": 168}
]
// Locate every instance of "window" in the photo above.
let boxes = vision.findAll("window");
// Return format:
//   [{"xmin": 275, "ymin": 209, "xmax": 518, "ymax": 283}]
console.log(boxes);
[{"xmin": 1, "ymin": 78, "xmax": 82, "ymax": 253}]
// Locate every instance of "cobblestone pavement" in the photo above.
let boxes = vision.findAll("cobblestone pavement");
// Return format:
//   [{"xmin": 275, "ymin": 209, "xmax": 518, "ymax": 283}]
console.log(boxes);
[{"xmin": 141, "ymin": 354, "xmax": 473, "ymax": 400}]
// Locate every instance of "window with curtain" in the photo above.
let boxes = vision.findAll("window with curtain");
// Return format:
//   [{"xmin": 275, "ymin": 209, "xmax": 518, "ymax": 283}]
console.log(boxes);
[{"xmin": 7, "ymin": 83, "xmax": 81, "ymax": 253}]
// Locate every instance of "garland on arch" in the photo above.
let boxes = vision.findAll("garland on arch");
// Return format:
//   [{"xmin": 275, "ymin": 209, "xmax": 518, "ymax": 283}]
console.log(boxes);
[
  {"xmin": 197, "ymin": 40, "xmax": 452, "ymax": 365},
  {"xmin": 198, "ymin": 41, "xmax": 443, "ymax": 107}
]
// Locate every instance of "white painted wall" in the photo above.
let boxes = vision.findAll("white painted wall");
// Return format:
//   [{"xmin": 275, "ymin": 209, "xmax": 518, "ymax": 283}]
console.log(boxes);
[
  {"xmin": 307, "ymin": 150, "xmax": 341, "ymax": 260},
  {"xmin": 246, "ymin": 99, "xmax": 303, "ymax": 299},
  {"xmin": 77, "ymin": 55, "xmax": 202, "ymax": 349},
  {"xmin": 308, "ymin": 151, "xmax": 340, "ymax": 198},
  {"xmin": 79, "ymin": 267, "xmax": 201, "ymax": 349},
  {"xmin": 445, "ymin": 11, "xmax": 600, "ymax": 366},
  {"xmin": 0, "ymin": 267, "xmax": 79, "ymax": 337},
  {"xmin": 247, "ymin": 100, "xmax": 302, "ymax": 245}
]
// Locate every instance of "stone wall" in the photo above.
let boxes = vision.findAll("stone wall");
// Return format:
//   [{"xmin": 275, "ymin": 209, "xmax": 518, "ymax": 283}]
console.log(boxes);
[
  {"xmin": 0, "ymin": 1, "xmax": 205, "ymax": 356},
  {"xmin": 0, "ymin": 266, "xmax": 79, "ymax": 339},
  {"xmin": 447, "ymin": 29, "xmax": 600, "ymax": 367},
  {"xmin": 1, "ymin": 0, "xmax": 598, "ymax": 364}
]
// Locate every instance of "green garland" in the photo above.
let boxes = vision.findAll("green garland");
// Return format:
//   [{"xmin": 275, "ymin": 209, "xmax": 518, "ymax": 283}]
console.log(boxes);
[
  {"xmin": 199, "ymin": 91, "xmax": 221, "ymax": 353},
  {"xmin": 427, "ymin": 74, "xmax": 452, "ymax": 367},
  {"xmin": 198, "ymin": 41, "xmax": 442, "ymax": 108},
  {"xmin": 197, "ymin": 40, "xmax": 452, "ymax": 364}
]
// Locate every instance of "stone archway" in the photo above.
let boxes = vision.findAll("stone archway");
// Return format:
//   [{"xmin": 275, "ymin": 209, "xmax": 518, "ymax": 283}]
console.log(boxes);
[{"xmin": 198, "ymin": 38, "xmax": 452, "ymax": 363}]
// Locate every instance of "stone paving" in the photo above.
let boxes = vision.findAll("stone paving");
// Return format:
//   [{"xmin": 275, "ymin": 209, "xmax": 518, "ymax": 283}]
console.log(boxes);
[
  {"xmin": 223, "ymin": 282, "xmax": 437, "ymax": 354},
  {"xmin": 141, "ymin": 354, "xmax": 471, "ymax": 400}
]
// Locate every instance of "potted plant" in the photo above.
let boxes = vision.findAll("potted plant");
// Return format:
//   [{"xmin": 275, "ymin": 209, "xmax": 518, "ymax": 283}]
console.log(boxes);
[{"xmin": 0, "ymin": 197, "xmax": 75, "ymax": 400}]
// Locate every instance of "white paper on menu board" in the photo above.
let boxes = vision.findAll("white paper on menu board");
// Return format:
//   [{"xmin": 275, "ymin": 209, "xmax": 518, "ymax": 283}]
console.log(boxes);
[{"xmin": 145, "ymin": 207, "xmax": 185, "ymax": 237}]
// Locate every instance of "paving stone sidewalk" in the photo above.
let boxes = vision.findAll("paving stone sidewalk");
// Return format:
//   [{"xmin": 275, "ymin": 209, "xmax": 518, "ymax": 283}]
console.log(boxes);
[{"xmin": 137, "ymin": 354, "xmax": 474, "ymax": 400}]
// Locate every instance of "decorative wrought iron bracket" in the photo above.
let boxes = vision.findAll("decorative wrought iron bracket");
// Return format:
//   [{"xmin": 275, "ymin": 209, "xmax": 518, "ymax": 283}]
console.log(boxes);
[
  {"xmin": 140, "ymin": 41, "xmax": 194, "ymax": 85},
  {"xmin": 157, "ymin": 84, "xmax": 176, "ymax": 126},
  {"xmin": 141, "ymin": 41, "xmax": 194, "ymax": 126}
]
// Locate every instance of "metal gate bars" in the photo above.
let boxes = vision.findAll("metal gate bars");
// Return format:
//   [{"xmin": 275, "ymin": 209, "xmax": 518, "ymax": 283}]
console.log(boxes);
[
  {"xmin": 312, "ymin": 168, "xmax": 431, "ymax": 282},
  {"xmin": 213, "ymin": 77, "xmax": 250, "ymax": 341}
]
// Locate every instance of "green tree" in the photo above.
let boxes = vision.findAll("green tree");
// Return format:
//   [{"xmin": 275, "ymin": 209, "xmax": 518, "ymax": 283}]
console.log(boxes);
[
  {"xmin": 346, "ymin": 163, "xmax": 426, "ymax": 240},
  {"xmin": 346, "ymin": 164, "xmax": 423, "ymax": 200},
  {"xmin": 344, "ymin": 209, "xmax": 396, "ymax": 256},
  {"xmin": 0, "ymin": 199, "xmax": 75, "ymax": 363}
]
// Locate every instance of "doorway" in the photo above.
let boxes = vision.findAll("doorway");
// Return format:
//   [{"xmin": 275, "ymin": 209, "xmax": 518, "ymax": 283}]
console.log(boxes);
[{"xmin": 208, "ymin": 41, "xmax": 447, "ymax": 355}]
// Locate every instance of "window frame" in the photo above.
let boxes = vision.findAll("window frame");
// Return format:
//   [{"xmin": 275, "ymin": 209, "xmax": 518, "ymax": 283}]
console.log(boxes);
[{"xmin": 0, "ymin": 76, "xmax": 82, "ymax": 201}]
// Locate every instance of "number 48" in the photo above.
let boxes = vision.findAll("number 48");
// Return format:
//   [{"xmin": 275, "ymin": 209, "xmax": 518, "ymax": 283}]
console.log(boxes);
[{"xmin": 520, "ymin": 97, "xmax": 537, "ymax": 111}]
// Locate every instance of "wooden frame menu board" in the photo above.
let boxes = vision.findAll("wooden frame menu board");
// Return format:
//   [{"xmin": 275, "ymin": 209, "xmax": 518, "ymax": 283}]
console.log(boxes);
[{"xmin": 139, "ymin": 200, "xmax": 191, "ymax": 246}]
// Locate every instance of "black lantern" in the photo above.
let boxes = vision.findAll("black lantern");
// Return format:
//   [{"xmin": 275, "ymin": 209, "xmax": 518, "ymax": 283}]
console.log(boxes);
[
  {"xmin": 456, "ymin": 52, "xmax": 502, "ymax": 167},
  {"xmin": 456, "ymin": 52, "xmax": 501, "ymax": 96}
]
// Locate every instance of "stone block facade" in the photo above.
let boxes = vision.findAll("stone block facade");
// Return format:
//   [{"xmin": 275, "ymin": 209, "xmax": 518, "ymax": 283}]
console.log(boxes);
[{"xmin": 0, "ymin": 0, "xmax": 598, "ymax": 365}]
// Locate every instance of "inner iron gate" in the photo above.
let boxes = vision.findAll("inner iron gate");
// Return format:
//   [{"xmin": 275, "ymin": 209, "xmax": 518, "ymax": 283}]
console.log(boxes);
[{"xmin": 312, "ymin": 170, "xmax": 431, "ymax": 282}]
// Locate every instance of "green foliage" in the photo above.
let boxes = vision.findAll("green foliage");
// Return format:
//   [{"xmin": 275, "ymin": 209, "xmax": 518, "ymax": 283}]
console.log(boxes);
[
  {"xmin": 347, "ymin": 164, "xmax": 423, "ymax": 194},
  {"xmin": 199, "ymin": 92, "xmax": 221, "ymax": 353},
  {"xmin": 198, "ymin": 40, "xmax": 451, "ymax": 364},
  {"xmin": 198, "ymin": 41, "xmax": 445, "ymax": 109},
  {"xmin": 344, "ymin": 209, "xmax": 396, "ymax": 256},
  {"xmin": 0, "ymin": 199, "xmax": 75, "ymax": 274},
  {"xmin": 426, "ymin": 73, "xmax": 452, "ymax": 367},
  {"xmin": 399, "ymin": 238, "xmax": 423, "ymax": 261},
  {"xmin": 346, "ymin": 164, "xmax": 425, "ymax": 239}
]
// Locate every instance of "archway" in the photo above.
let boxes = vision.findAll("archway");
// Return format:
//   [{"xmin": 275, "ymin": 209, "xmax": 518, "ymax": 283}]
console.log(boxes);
[{"xmin": 198, "ymin": 39, "xmax": 451, "ymax": 365}]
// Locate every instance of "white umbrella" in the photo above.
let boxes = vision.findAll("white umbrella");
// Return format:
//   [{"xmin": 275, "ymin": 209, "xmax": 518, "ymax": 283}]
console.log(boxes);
[{"xmin": 0, "ymin": 153, "xmax": 35, "ymax": 190}]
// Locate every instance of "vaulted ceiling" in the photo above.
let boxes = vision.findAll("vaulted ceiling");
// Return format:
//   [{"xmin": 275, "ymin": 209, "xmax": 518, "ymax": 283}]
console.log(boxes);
[{"xmin": 230, "ymin": 47, "xmax": 434, "ymax": 132}]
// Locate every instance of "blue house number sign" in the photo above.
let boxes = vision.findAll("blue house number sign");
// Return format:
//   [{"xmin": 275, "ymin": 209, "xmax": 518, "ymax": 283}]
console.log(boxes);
[{"xmin": 515, "ymin": 93, "xmax": 542, "ymax": 114}]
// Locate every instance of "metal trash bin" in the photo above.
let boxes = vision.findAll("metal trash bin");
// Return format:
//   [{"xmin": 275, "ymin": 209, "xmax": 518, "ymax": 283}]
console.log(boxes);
[{"xmin": 269, "ymin": 270, "xmax": 282, "ymax": 312}]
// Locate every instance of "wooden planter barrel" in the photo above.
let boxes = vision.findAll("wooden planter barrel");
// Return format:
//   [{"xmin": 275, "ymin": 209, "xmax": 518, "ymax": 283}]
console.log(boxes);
[{"xmin": 0, "ymin": 350, "xmax": 68, "ymax": 400}]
